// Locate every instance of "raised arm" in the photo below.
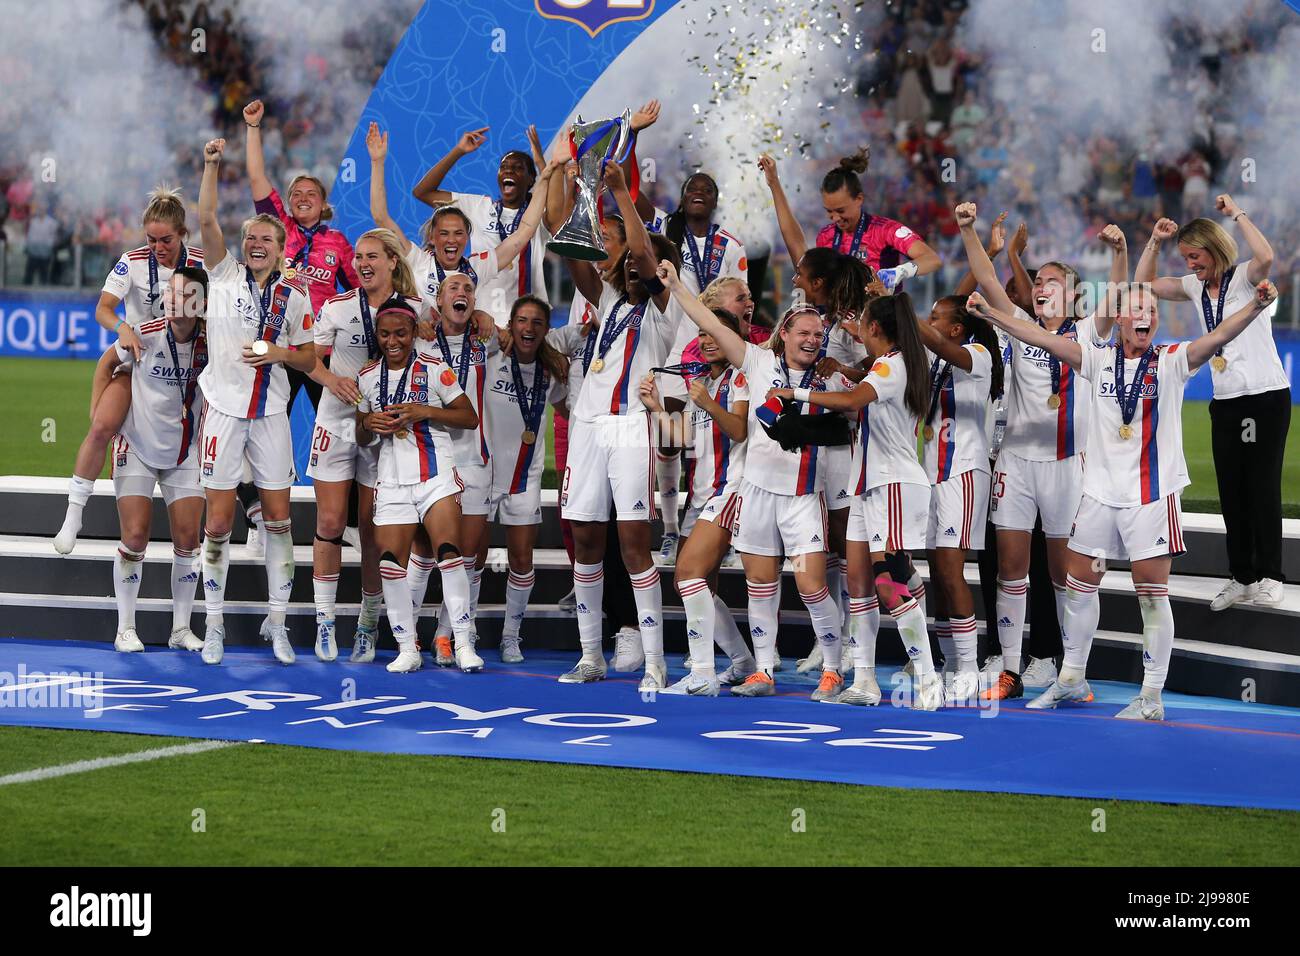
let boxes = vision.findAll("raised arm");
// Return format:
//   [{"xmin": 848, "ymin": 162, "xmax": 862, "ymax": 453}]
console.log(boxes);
[
  {"xmin": 625, "ymin": 100, "xmax": 661, "ymax": 224},
  {"xmin": 1217, "ymin": 193, "xmax": 1274, "ymax": 285},
  {"xmin": 607, "ymin": 162, "xmax": 668, "ymax": 311},
  {"xmin": 956, "ymin": 202, "xmax": 1013, "ymax": 315},
  {"xmin": 492, "ymin": 160, "xmax": 562, "ymax": 267},
  {"xmin": 953, "ymin": 211, "xmax": 1006, "ymax": 299},
  {"xmin": 967, "ymin": 291, "xmax": 1083, "ymax": 371},
  {"xmin": 411, "ymin": 127, "xmax": 486, "ymax": 208},
  {"xmin": 1093, "ymin": 223, "xmax": 1129, "ymax": 340},
  {"xmin": 366, "ymin": 123, "xmax": 411, "ymax": 253},
  {"xmin": 917, "ymin": 316, "xmax": 973, "ymax": 371},
  {"xmin": 1006, "ymin": 221, "xmax": 1035, "ymax": 312},
  {"xmin": 242, "ymin": 100, "xmax": 273, "ymax": 202},
  {"xmin": 1187, "ymin": 280, "xmax": 1278, "ymax": 370},
  {"xmin": 757, "ymin": 153, "xmax": 809, "ymax": 263},
  {"xmin": 1134, "ymin": 218, "xmax": 1189, "ymax": 300},
  {"xmin": 544, "ymin": 132, "xmax": 573, "ymax": 236},
  {"xmin": 199, "ymin": 138, "xmax": 227, "ymax": 271},
  {"xmin": 658, "ymin": 260, "xmax": 748, "ymax": 369}
]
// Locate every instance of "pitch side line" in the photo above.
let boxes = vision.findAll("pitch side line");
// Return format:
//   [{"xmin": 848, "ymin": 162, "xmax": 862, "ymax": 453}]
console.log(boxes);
[{"xmin": 0, "ymin": 739, "xmax": 242, "ymax": 787}]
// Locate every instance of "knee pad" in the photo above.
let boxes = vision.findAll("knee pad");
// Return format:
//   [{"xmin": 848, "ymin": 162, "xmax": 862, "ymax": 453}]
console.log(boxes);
[
  {"xmin": 315, "ymin": 533, "xmax": 345, "ymax": 546},
  {"xmin": 436, "ymin": 543, "xmax": 461, "ymax": 562},
  {"xmin": 873, "ymin": 552, "xmax": 914, "ymax": 609}
]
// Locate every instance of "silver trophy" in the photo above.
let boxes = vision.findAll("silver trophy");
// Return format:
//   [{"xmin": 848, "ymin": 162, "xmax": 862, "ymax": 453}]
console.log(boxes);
[{"xmin": 547, "ymin": 109, "xmax": 633, "ymax": 262}]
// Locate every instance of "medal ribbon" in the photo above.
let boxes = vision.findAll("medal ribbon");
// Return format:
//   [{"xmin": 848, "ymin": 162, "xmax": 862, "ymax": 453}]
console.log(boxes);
[
  {"xmin": 435, "ymin": 326, "xmax": 475, "ymax": 389},
  {"xmin": 510, "ymin": 354, "xmax": 549, "ymax": 437},
  {"xmin": 683, "ymin": 224, "xmax": 720, "ymax": 292},
  {"xmin": 651, "ymin": 361, "xmax": 712, "ymax": 378},
  {"xmin": 831, "ymin": 210, "xmax": 868, "ymax": 259},
  {"xmin": 1048, "ymin": 318, "xmax": 1077, "ymax": 399},
  {"xmin": 1115, "ymin": 345, "xmax": 1156, "ymax": 431},
  {"xmin": 379, "ymin": 351, "xmax": 415, "ymax": 412},
  {"xmin": 926, "ymin": 355, "xmax": 953, "ymax": 426},
  {"xmin": 595, "ymin": 296, "xmax": 648, "ymax": 365},
  {"xmin": 358, "ymin": 294, "xmax": 379, "ymax": 360},
  {"xmin": 244, "ymin": 266, "xmax": 283, "ymax": 341},
  {"xmin": 1200, "ymin": 265, "xmax": 1236, "ymax": 359},
  {"xmin": 290, "ymin": 223, "xmax": 325, "ymax": 270}
]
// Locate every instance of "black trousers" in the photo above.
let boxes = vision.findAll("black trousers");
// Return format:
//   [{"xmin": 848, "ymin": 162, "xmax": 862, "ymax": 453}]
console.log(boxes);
[
  {"xmin": 1210, "ymin": 388, "xmax": 1291, "ymax": 583},
  {"xmin": 977, "ymin": 516, "xmax": 1062, "ymax": 663}
]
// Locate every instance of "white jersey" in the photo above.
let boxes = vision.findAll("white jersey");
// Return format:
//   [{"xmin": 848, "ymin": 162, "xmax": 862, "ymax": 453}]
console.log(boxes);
[
  {"xmin": 357, "ymin": 352, "xmax": 463, "ymax": 487},
  {"xmin": 313, "ymin": 290, "xmax": 427, "ymax": 436},
  {"xmin": 986, "ymin": 327, "xmax": 1014, "ymax": 459},
  {"xmin": 823, "ymin": 316, "xmax": 869, "ymax": 368},
  {"xmin": 675, "ymin": 224, "xmax": 747, "ymax": 298},
  {"xmin": 922, "ymin": 343, "xmax": 993, "ymax": 482},
  {"xmin": 102, "ymin": 244, "xmax": 205, "ymax": 327},
  {"xmin": 571, "ymin": 285, "xmax": 683, "ymax": 422},
  {"xmin": 686, "ymin": 366, "xmax": 750, "ymax": 506},
  {"xmin": 426, "ymin": 327, "xmax": 498, "ymax": 466},
  {"xmin": 483, "ymin": 353, "xmax": 567, "ymax": 495},
  {"xmin": 201, "ymin": 253, "xmax": 314, "ymax": 420},
  {"xmin": 1077, "ymin": 340, "xmax": 1198, "ymax": 508},
  {"xmin": 740, "ymin": 345, "xmax": 849, "ymax": 496},
  {"xmin": 404, "ymin": 246, "xmax": 500, "ymax": 313},
  {"xmin": 853, "ymin": 350, "xmax": 929, "ymax": 492},
  {"xmin": 567, "ymin": 283, "xmax": 602, "ymax": 327},
  {"xmin": 449, "ymin": 192, "xmax": 551, "ymax": 312},
  {"xmin": 1179, "ymin": 263, "xmax": 1288, "ymax": 400},
  {"xmin": 1002, "ymin": 306, "xmax": 1100, "ymax": 461},
  {"xmin": 115, "ymin": 317, "xmax": 206, "ymax": 469},
  {"xmin": 547, "ymin": 322, "xmax": 596, "ymax": 409}
]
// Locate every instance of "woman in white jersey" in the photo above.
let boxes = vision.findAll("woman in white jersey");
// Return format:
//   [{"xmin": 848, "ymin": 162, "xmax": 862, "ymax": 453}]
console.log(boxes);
[
  {"xmin": 93, "ymin": 267, "xmax": 209, "ymax": 654},
  {"xmin": 660, "ymin": 263, "xmax": 847, "ymax": 701},
  {"xmin": 957, "ymin": 201, "xmax": 1127, "ymax": 696},
  {"xmin": 1135, "ymin": 199, "xmax": 1287, "ymax": 609},
  {"xmin": 306, "ymin": 228, "xmax": 426, "ymax": 663},
  {"xmin": 482, "ymin": 295, "xmax": 569, "ymax": 662},
  {"xmin": 773, "ymin": 293, "xmax": 943, "ymax": 709},
  {"xmin": 968, "ymin": 280, "xmax": 1278, "ymax": 719},
  {"xmin": 54, "ymin": 187, "xmax": 204, "ymax": 555},
  {"xmin": 640, "ymin": 306, "xmax": 758, "ymax": 695},
  {"xmin": 195, "ymin": 138, "xmax": 317, "ymax": 667},
  {"xmin": 355, "ymin": 302, "xmax": 482, "ymax": 673}
]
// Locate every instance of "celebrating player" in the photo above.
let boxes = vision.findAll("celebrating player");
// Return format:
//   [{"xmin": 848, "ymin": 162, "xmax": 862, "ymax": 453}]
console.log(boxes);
[{"xmin": 195, "ymin": 138, "xmax": 317, "ymax": 665}]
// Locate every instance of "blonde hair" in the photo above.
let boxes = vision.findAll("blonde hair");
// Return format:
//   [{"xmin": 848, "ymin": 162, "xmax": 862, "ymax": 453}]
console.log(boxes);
[
  {"xmin": 700, "ymin": 275, "xmax": 748, "ymax": 311},
  {"xmin": 1176, "ymin": 218, "xmax": 1238, "ymax": 278},
  {"xmin": 356, "ymin": 227, "xmax": 418, "ymax": 298},
  {"xmin": 239, "ymin": 213, "xmax": 287, "ymax": 252},
  {"xmin": 286, "ymin": 174, "xmax": 334, "ymax": 222},
  {"xmin": 1038, "ymin": 260, "xmax": 1085, "ymax": 319},
  {"xmin": 142, "ymin": 184, "xmax": 188, "ymax": 236},
  {"xmin": 766, "ymin": 304, "xmax": 823, "ymax": 353}
]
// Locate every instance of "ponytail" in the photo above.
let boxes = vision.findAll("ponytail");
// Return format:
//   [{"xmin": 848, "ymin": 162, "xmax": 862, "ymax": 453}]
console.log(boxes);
[
  {"xmin": 935, "ymin": 295, "xmax": 1005, "ymax": 402},
  {"xmin": 820, "ymin": 147, "xmax": 870, "ymax": 198},
  {"xmin": 867, "ymin": 293, "xmax": 929, "ymax": 419}
]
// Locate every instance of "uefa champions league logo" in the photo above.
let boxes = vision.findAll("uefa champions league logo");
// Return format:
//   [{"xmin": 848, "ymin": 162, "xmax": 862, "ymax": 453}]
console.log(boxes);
[{"xmin": 535, "ymin": 0, "xmax": 655, "ymax": 37}]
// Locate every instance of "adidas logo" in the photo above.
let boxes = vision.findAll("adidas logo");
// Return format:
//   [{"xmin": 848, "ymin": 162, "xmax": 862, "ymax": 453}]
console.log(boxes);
[
  {"xmin": 751, "ymin": 626, "xmax": 766, "ymax": 637},
  {"xmin": 687, "ymin": 628, "xmax": 701, "ymax": 639},
  {"xmin": 662, "ymin": 488, "xmax": 677, "ymax": 498},
  {"xmin": 1156, "ymin": 536, "xmax": 1166, "ymax": 545},
  {"xmin": 1142, "ymin": 651, "xmax": 1153, "ymax": 663},
  {"xmin": 204, "ymin": 578, "xmax": 220, "ymax": 591},
  {"xmin": 392, "ymin": 624, "xmax": 405, "ymax": 634},
  {"xmin": 945, "ymin": 526, "xmax": 957, "ymax": 536},
  {"xmin": 836, "ymin": 489, "xmax": 849, "ymax": 499},
  {"xmin": 155, "ymin": 350, "xmax": 165, "ymax": 359},
  {"xmin": 349, "ymin": 316, "xmax": 360, "ymax": 323},
  {"xmin": 280, "ymin": 581, "xmax": 293, "ymax": 591},
  {"xmin": 576, "ymin": 602, "xmax": 589, "ymax": 613},
  {"xmin": 640, "ymin": 615, "xmax": 657, "ymax": 627},
  {"xmin": 906, "ymin": 645, "xmax": 920, "ymax": 657},
  {"xmin": 456, "ymin": 613, "xmax": 472, "ymax": 624},
  {"xmin": 872, "ymin": 534, "xmax": 883, "ymax": 543},
  {"xmin": 633, "ymin": 500, "xmax": 646, "ymax": 510},
  {"xmin": 820, "ymin": 633, "xmax": 836, "ymax": 643},
  {"xmin": 180, "ymin": 572, "xmax": 199, "ymax": 583},
  {"xmin": 124, "ymin": 573, "xmax": 140, "ymax": 583},
  {"xmin": 998, "ymin": 616, "xmax": 1012, "ymax": 626},
  {"xmin": 811, "ymin": 534, "xmax": 821, "ymax": 543}
]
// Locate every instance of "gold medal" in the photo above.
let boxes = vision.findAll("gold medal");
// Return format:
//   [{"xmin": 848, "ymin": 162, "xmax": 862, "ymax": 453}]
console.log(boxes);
[
  {"xmin": 1211, "ymin": 355, "xmax": 1227, "ymax": 373},
  {"xmin": 395, "ymin": 428, "xmax": 409, "ymax": 440},
  {"xmin": 922, "ymin": 425, "xmax": 935, "ymax": 442},
  {"xmin": 250, "ymin": 340, "xmax": 269, "ymax": 357},
  {"xmin": 1047, "ymin": 393, "xmax": 1062, "ymax": 409},
  {"xmin": 283, "ymin": 267, "xmax": 297, "ymax": 280},
  {"xmin": 522, "ymin": 430, "xmax": 537, "ymax": 446},
  {"xmin": 1118, "ymin": 424, "xmax": 1134, "ymax": 440},
  {"xmin": 591, "ymin": 358, "xmax": 605, "ymax": 373}
]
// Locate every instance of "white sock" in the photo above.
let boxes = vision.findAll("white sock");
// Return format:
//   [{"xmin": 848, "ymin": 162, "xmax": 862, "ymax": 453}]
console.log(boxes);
[
  {"xmin": 996, "ymin": 577, "xmax": 1029, "ymax": 674},
  {"xmin": 55, "ymin": 475, "xmax": 96, "ymax": 551},
  {"xmin": 908, "ymin": 570, "xmax": 927, "ymax": 619},
  {"xmin": 893, "ymin": 595, "xmax": 934, "ymax": 678},
  {"xmin": 746, "ymin": 579, "xmax": 781, "ymax": 674},
  {"xmin": 202, "ymin": 531, "xmax": 231, "ymax": 627},
  {"xmin": 935, "ymin": 618, "xmax": 954, "ymax": 668},
  {"xmin": 1135, "ymin": 583, "xmax": 1174, "ymax": 692},
  {"xmin": 358, "ymin": 589, "xmax": 383, "ymax": 631},
  {"xmin": 1060, "ymin": 574, "xmax": 1100, "ymax": 682},
  {"xmin": 630, "ymin": 566, "xmax": 664, "ymax": 664},
  {"xmin": 677, "ymin": 577, "xmax": 716, "ymax": 677},
  {"xmin": 408, "ymin": 553, "xmax": 436, "ymax": 620},
  {"xmin": 503, "ymin": 569, "xmax": 534, "ymax": 640},
  {"xmin": 825, "ymin": 553, "xmax": 844, "ymax": 627},
  {"xmin": 656, "ymin": 451, "xmax": 680, "ymax": 536},
  {"xmin": 1053, "ymin": 582, "xmax": 1068, "ymax": 642},
  {"xmin": 438, "ymin": 556, "xmax": 474, "ymax": 646},
  {"xmin": 262, "ymin": 518, "xmax": 294, "ymax": 627},
  {"xmin": 712, "ymin": 594, "xmax": 754, "ymax": 668},
  {"xmin": 434, "ymin": 601, "xmax": 451, "ymax": 639},
  {"xmin": 469, "ymin": 564, "xmax": 484, "ymax": 620},
  {"xmin": 573, "ymin": 561, "xmax": 604, "ymax": 660},
  {"xmin": 801, "ymin": 584, "xmax": 842, "ymax": 672},
  {"xmin": 380, "ymin": 558, "xmax": 416, "ymax": 649},
  {"xmin": 171, "ymin": 545, "xmax": 199, "ymax": 633},
  {"xmin": 114, "ymin": 544, "xmax": 144, "ymax": 632},
  {"xmin": 245, "ymin": 499, "xmax": 262, "ymax": 531},
  {"xmin": 848, "ymin": 596, "xmax": 880, "ymax": 671},
  {"xmin": 950, "ymin": 614, "xmax": 978, "ymax": 672},
  {"xmin": 313, "ymin": 572, "xmax": 339, "ymax": 624}
]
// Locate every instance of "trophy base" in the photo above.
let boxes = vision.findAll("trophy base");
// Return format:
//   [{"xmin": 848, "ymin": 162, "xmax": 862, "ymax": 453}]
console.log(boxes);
[{"xmin": 546, "ymin": 238, "xmax": 610, "ymax": 262}]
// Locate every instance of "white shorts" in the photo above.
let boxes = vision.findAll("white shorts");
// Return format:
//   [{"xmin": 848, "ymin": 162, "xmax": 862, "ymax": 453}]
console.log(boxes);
[
  {"xmin": 490, "ymin": 487, "xmax": 543, "ymax": 526},
  {"xmin": 926, "ymin": 469, "xmax": 990, "ymax": 551},
  {"xmin": 561, "ymin": 415, "xmax": 656, "ymax": 522},
  {"xmin": 305, "ymin": 422, "xmax": 378, "ymax": 487},
  {"xmin": 111, "ymin": 435, "xmax": 202, "ymax": 505},
  {"xmin": 990, "ymin": 450, "xmax": 1083, "ymax": 537},
  {"xmin": 198, "ymin": 405, "xmax": 295, "ymax": 491},
  {"xmin": 682, "ymin": 487, "xmax": 741, "ymax": 537},
  {"xmin": 849, "ymin": 481, "xmax": 930, "ymax": 552},
  {"xmin": 457, "ymin": 461, "xmax": 494, "ymax": 517},
  {"xmin": 373, "ymin": 471, "xmax": 465, "ymax": 526},
  {"xmin": 1068, "ymin": 492, "xmax": 1186, "ymax": 563},
  {"xmin": 731, "ymin": 482, "xmax": 828, "ymax": 557},
  {"xmin": 823, "ymin": 443, "xmax": 855, "ymax": 512}
]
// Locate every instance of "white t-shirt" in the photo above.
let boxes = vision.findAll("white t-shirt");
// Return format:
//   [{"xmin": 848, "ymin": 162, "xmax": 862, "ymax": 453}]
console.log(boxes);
[
  {"xmin": 571, "ymin": 285, "xmax": 682, "ymax": 422},
  {"xmin": 404, "ymin": 246, "xmax": 500, "ymax": 314},
  {"xmin": 357, "ymin": 352, "xmax": 464, "ymax": 488},
  {"xmin": 675, "ymin": 224, "xmax": 747, "ymax": 298},
  {"xmin": 922, "ymin": 343, "xmax": 993, "ymax": 482},
  {"xmin": 425, "ymin": 327, "xmax": 498, "ymax": 467},
  {"xmin": 823, "ymin": 317, "xmax": 869, "ymax": 368},
  {"xmin": 857, "ymin": 350, "xmax": 929, "ymax": 491},
  {"xmin": 115, "ymin": 317, "xmax": 206, "ymax": 469},
  {"xmin": 483, "ymin": 353, "xmax": 567, "ymax": 496},
  {"xmin": 686, "ymin": 365, "xmax": 750, "ymax": 505},
  {"xmin": 102, "ymin": 245, "xmax": 205, "ymax": 327},
  {"xmin": 547, "ymin": 322, "xmax": 596, "ymax": 409},
  {"xmin": 1077, "ymin": 340, "xmax": 1198, "ymax": 507},
  {"xmin": 448, "ymin": 191, "xmax": 551, "ymax": 310},
  {"xmin": 1179, "ymin": 263, "xmax": 1288, "ymax": 400},
  {"xmin": 1002, "ymin": 306, "xmax": 1101, "ymax": 461},
  {"xmin": 200, "ymin": 254, "xmax": 314, "ymax": 420}
]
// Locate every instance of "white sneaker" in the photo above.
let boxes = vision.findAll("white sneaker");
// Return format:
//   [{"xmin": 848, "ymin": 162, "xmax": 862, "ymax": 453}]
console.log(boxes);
[
  {"xmin": 718, "ymin": 658, "xmax": 757, "ymax": 685},
  {"xmin": 267, "ymin": 622, "xmax": 295, "ymax": 664},
  {"xmin": 981, "ymin": 654, "xmax": 1004, "ymax": 678},
  {"xmin": 499, "ymin": 636, "xmax": 524, "ymax": 663},
  {"xmin": 558, "ymin": 588, "xmax": 577, "ymax": 613},
  {"xmin": 658, "ymin": 532, "xmax": 679, "ymax": 565},
  {"xmin": 834, "ymin": 669, "xmax": 882, "ymax": 706},
  {"xmin": 947, "ymin": 670, "xmax": 980, "ymax": 705},
  {"xmin": 387, "ymin": 648, "xmax": 423, "ymax": 673},
  {"xmin": 350, "ymin": 625, "xmax": 377, "ymax": 663},
  {"xmin": 661, "ymin": 672, "xmax": 720, "ymax": 696},
  {"xmin": 559, "ymin": 657, "xmax": 607, "ymax": 683},
  {"xmin": 772, "ymin": 654, "xmax": 785, "ymax": 672},
  {"xmin": 1026, "ymin": 677, "xmax": 1094, "ymax": 710},
  {"xmin": 1254, "ymin": 579, "xmax": 1284, "ymax": 607},
  {"xmin": 168, "ymin": 627, "xmax": 204, "ymax": 652},
  {"xmin": 681, "ymin": 651, "xmax": 695, "ymax": 670},
  {"xmin": 913, "ymin": 673, "xmax": 945, "ymax": 711},
  {"xmin": 796, "ymin": 642, "xmax": 824, "ymax": 674},
  {"xmin": 202, "ymin": 624, "xmax": 225, "ymax": 665},
  {"xmin": 1210, "ymin": 579, "xmax": 1257, "ymax": 611},
  {"xmin": 114, "ymin": 628, "xmax": 144, "ymax": 653},
  {"xmin": 609, "ymin": 626, "xmax": 644, "ymax": 672},
  {"xmin": 244, "ymin": 526, "xmax": 264, "ymax": 558},
  {"xmin": 53, "ymin": 512, "xmax": 82, "ymax": 555},
  {"xmin": 722, "ymin": 547, "xmax": 741, "ymax": 568},
  {"xmin": 811, "ymin": 669, "xmax": 844, "ymax": 702},
  {"xmin": 1020, "ymin": 656, "xmax": 1059, "ymax": 687},
  {"xmin": 638, "ymin": 659, "xmax": 668, "ymax": 692},
  {"xmin": 455, "ymin": 641, "xmax": 485, "ymax": 673},
  {"xmin": 315, "ymin": 619, "xmax": 338, "ymax": 662},
  {"xmin": 1115, "ymin": 693, "xmax": 1164, "ymax": 720},
  {"xmin": 258, "ymin": 616, "xmax": 272, "ymax": 642}
]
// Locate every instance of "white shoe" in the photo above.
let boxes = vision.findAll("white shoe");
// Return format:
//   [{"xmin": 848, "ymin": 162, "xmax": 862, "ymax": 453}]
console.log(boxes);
[
  {"xmin": 1115, "ymin": 693, "xmax": 1164, "ymax": 720},
  {"xmin": 718, "ymin": 658, "xmax": 757, "ymax": 685},
  {"xmin": 558, "ymin": 588, "xmax": 577, "ymax": 613},
  {"xmin": 1020, "ymin": 656, "xmax": 1059, "ymax": 687},
  {"xmin": 947, "ymin": 670, "xmax": 980, "ymax": 705},
  {"xmin": 811, "ymin": 669, "xmax": 844, "ymax": 702},
  {"xmin": 902, "ymin": 659, "xmax": 917, "ymax": 679},
  {"xmin": 342, "ymin": 525, "xmax": 361, "ymax": 550},
  {"xmin": 722, "ymin": 547, "xmax": 741, "ymax": 569},
  {"xmin": 350, "ymin": 625, "xmax": 377, "ymax": 663},
  {"xmin": 913, "ymin": 673, "xmax": 945, "ymax": 711},
  {"xmin": 609, "ymin": 626, "xmax": 644, "ymax": 672},
  {"xmin": 834, "ymin": 669, "xmax": 881, "ymax": 706},
  {"xmin": 499, "ymin": 636, "xmax": 524, "ymax": 663},
  {"xmin": 455, "ymin": 641, "xmax": 485, "ymax": 673},
  {"xmin": 315, "ymin": 619, "xmax": 338, "ymax": 662},
  {"xmin": 981, "ymin": 654, "xmax": 1004, "ymax": 678},
  {"xmin": 1254, "ymin": 578, "xmax": 1284, "ymax": 607},
  {"xmin": 681, "ymin": 651, "xmax": 694, "ymax": 670},
  {"xmin": 661, "ymin": 672, "xmax": 720, "ymax": 696},
  {"xmin": 796, "ymin": 642, "xmax": 824, "ymax": 674},
  {"xmin": 1026, "ymin": 677, "xmax": 1094, "ymax": 710},
  {"xmin": 258, "ymin": 616, "xmax": 272, "ymax": 642},
  {"xmin": 267, "ymin": 622, "xmax": 295, "ymax": 664},
  {"xmin": 772, "ymin": 654, "xmax": 785, "ymax": 672},
  {"xmin": 168, "ymin": 627, "xmax": 204, "ymax": 652},
  {"xmin": 54, "ymin": 512, "xmax": 82, "ymax": 555},
  {"xmin": 559, "ymin": 657, "xmax": 607, "ymax": 683},
  {"xmin": 387, "ymin": 648, "xmax": 423, "ymax": 673},
  {"xmin": 658, "ymin": 532, "xmax": 679, "ymax": 565},
  {"xmin": 1210, "ymin": 579, "xmax": 1257, "ymax": 611},
  {"xmin": 638, "ymin": 659, "xmax": 668, "ymax": 692},
  {"xmin": 244, "ymin": 526, "xmax": 264, "ymax": 558},
  {"xmin": 114, "ymin": 628, "xmax": 144, "ymax": 653},
  {"xmin": 202, "ymin": 624, "xmax": 225, "ymax": 665}
]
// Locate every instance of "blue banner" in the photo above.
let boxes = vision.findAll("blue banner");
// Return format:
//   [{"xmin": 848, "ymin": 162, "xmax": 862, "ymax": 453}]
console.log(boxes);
[{"xmin": 0, "ymin": 290, "xmax": 114, "ymax": 359}]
